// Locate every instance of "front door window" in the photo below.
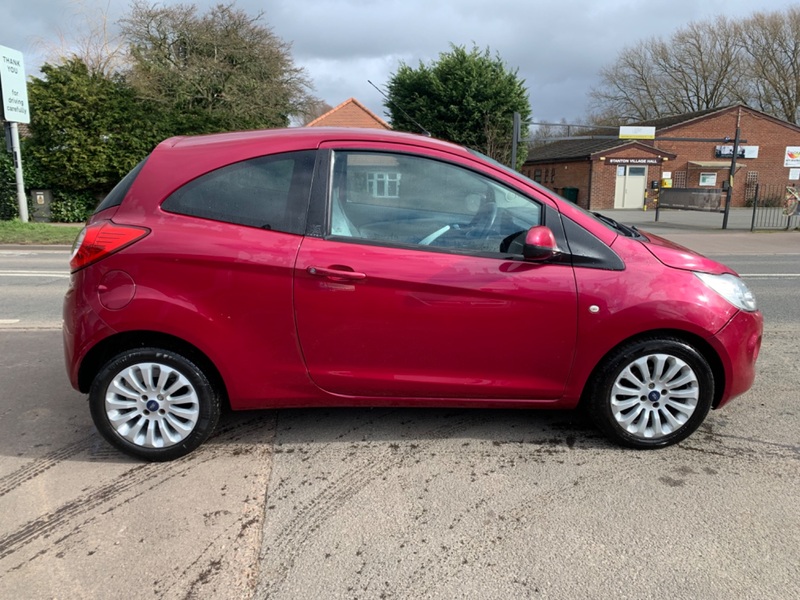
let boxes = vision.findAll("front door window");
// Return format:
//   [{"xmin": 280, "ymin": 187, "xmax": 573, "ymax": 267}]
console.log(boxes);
[{"xmin": 328, "ymin": 151, "xmax": 542, "ymax": 254}]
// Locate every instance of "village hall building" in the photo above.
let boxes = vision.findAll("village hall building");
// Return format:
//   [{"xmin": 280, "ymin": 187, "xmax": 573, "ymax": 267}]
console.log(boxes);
[{"xmin": 523, "ymin": 105, "xmax": 800, "ymax": 211}]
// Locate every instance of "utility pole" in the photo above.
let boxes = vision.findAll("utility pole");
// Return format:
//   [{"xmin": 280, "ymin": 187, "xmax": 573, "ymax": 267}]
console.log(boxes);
[
  {"xmin": 722, "ymin": 107, "xmax": 742, "ymax": 230},
  {"xmin": 510, "ymin": 112, "xmax": 521, "ymax": 169},
  {"xmin": 9, "ymin": 122, "xmax": 27, "ymax": 222}
]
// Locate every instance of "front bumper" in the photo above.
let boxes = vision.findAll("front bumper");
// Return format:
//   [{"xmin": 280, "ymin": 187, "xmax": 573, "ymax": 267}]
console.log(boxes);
[{"xmin": 711, "ymin": 309, "xmax": 763, "ymax": 408}]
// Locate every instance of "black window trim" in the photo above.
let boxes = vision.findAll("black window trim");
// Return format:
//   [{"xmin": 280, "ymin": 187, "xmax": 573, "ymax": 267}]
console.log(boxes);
[{"xmin": 94, "ymin": 158, "xmax": 149, "ymax": 214}]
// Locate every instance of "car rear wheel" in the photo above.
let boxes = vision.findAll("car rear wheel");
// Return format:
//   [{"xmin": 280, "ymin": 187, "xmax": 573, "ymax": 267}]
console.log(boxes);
[
  {"xmin": 89, "ymin": 348, "xmax": 220, "ymax": 461},
  {"xmin": 588, "ymin": 338, "xmax": 713, "ymax": 448}
]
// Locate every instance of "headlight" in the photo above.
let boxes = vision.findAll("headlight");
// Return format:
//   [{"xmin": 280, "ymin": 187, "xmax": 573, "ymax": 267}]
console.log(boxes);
[{"xmin": 695, "ymin": 272, "xmax": 757, "ymax": 312}]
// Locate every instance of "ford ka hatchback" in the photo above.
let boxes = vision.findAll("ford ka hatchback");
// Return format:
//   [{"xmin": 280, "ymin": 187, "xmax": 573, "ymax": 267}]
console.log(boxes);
[{"xmin": 63, "ymin": 128, "xmax": 763, "ymax": 461}]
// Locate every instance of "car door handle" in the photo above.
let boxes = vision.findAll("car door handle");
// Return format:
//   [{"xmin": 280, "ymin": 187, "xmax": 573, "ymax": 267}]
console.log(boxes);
[{"xmin": 307, "ymin": 266, "xmax": 367, "ymax": 281}]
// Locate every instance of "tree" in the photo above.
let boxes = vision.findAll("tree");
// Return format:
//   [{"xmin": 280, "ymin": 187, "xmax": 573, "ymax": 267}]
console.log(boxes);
[
  {"xmin": 25, "ymin": 59, "xmax": 162, "ymax": 199},
  {"xmin": 588, "ymin": 8, "xmax": 800, "ymax": 125},
  {"xmin": 589, "ymin": 17, "xmax": 743, "ymax": 123},
  {"xmin": 120, "ymin": 1, "xmax": 317, "ymax": 133},
  {"xmin": 299, "ymin": 99, "xmax": 334, "ymax": 125},
  {"xmin": 385, "ymin": 45, "xmax": 531, "ymax": 168},
  {"xmin": 35, "ymin": 0, "xmax": 127, "ymax": 77},
  {"xmin": 736, "ymin": 7, "xmax": 800, "ymax": 124}
]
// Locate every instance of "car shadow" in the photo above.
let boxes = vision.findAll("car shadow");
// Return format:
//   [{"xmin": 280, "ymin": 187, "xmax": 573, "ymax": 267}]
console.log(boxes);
[{"xmin": 202, "ymin": 405, "xmax": 611, "ymax": 454}]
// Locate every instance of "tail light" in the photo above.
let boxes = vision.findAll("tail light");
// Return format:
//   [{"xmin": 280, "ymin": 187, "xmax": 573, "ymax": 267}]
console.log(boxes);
[{"xmin": 70, "ymin": 221, "xmax": 150, "ymax": 272}]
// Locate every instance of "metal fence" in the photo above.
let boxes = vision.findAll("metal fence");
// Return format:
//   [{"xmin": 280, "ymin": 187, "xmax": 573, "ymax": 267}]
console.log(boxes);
[
  {"xmin": 750, "ymin": 183, "xmax": 800, "ymax": 231},
  {"xmin": 658, "ymin": 188, "xmax": 724, "ymax": 211}
]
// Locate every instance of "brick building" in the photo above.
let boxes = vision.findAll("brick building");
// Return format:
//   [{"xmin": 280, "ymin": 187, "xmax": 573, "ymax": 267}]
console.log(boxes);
[{"xmin": 523, "ymin": 105, "xmax": 800, "ymax": 210}]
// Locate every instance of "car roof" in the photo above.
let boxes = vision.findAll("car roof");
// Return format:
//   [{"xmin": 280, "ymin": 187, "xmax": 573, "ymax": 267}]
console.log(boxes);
[
  {"xmin": 162, "ymin": 126, "xmax": 467, "ymax": 155},
  {"xmin": 113, "ymin": 127, "xmax": 476, "ymax": 221}
]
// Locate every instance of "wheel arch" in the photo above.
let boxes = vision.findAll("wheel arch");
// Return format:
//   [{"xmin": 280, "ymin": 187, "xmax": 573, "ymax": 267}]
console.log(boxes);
[
  {"xmin": 77, "ymin": 331, "xmax": 228, "ymax": 406},
  {"xmin": 579, "ymin": 328, "xmax": 726, "ymax": 409}
]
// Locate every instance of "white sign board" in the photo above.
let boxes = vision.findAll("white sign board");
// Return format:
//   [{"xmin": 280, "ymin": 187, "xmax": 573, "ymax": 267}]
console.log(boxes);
[
  {"xmin": 619, "ymin": 126, "xmax": 656, "ymax": 140},
  {"xmin": 0, "ymin": 45, "xmax": 30, "ymax": 124},
  {"xmin": 785, "ymin": 146, "xmax": 800, "ymax": 168}
]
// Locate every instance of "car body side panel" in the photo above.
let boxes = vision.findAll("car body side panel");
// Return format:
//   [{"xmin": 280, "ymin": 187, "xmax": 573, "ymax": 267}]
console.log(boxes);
[
  {"xmin": 561, "ymin": 236, "xmax": 740, "ymax": 404},
  {"xmin": 294, "ymin": 237, "xmax": 579, "ymax": 400},
  {"xmin": 65, "ymin": 218, "xmax": 320, "ymax": 408}
]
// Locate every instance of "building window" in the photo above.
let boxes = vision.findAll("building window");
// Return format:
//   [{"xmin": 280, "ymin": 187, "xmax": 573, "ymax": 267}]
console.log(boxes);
[
  {"xmin": 533, "ymin": 169, "xmax": 542, "ymax": 182},
  {"xmin": 366, "ymin": 172, "xmax": 401, "ymax": 198},
  {"xmin": 673, "ymin": 171, "xmax": 687, "ymax": 188},
  {"xmin": 699, "ymin": 172, "xmax": 717, "ymax": 187}
]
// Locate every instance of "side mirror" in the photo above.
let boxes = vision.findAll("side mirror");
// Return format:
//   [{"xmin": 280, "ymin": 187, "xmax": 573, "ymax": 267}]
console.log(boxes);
[{"xmin": 523, "ymin": 226, "xmax": 557, "ymax": 261}]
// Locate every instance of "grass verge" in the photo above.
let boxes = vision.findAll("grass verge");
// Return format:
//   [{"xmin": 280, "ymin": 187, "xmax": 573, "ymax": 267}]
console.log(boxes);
[{"xmin": 0, "ymin": 219, "xmax": 83, "ymax": 245}]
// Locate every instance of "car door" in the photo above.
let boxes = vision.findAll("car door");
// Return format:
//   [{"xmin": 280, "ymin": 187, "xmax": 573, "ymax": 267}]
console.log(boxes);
[{"xmin": 293, "ymin": 145, "xmax": 578, "ymax": 400}]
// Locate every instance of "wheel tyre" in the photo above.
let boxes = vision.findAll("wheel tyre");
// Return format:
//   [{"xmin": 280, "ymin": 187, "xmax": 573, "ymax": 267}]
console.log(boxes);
[
  {"xmin": 588, "ymin": 338, "xmax": 713, "ymax": 449},
  {"xmin": 89, "ymin": 348, "xmax": 220, "ymax": 461}
]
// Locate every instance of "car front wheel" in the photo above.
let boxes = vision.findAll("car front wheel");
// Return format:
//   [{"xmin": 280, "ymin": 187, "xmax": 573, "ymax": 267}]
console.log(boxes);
[
  {"xmin": 588, "ymin": 338, "xmax": 714, "ymax": 448},
  {"xmin": 89, "ymin": 348, "xmax": 220, "ymax": 461}
]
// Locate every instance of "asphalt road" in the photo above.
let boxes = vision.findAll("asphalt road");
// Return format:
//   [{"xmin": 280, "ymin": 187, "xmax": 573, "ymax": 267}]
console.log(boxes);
[
  {"xmin": 0, "ymin": 248, "xmax": 68, "ymax": 329},
  {"xmin": 0, "ymin": 238, "xmax": 798, "ymax": 599}
]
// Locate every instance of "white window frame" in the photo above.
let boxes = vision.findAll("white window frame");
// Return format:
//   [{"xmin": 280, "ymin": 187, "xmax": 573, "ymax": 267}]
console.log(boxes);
[
  {"xmin": 698, "ymin": 172, "xmax": 717, "ymax": 187},
  {"xmin": 367, "ymin": 172, "xmax": 401, "ymax": 198}
]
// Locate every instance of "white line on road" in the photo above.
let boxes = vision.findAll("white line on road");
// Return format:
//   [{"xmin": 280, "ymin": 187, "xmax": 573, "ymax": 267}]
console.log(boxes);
[
  {"xmin": 0, "ymin": 250, "xmax": 70, "ymax": 255},
  {"xmin": 0, "ymin": 319, "xmax": 21, "ymax": 324},
  {"xmin": 0, "ymin": 271, "xmax": 69, "ymax": 278},
  {"xmin": 740, "ymin": 274, "xmax": 800, "ymax": 278}
]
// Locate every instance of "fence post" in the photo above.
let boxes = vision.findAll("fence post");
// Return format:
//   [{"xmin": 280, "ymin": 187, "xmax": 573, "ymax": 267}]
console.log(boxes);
[{"xmin": 750, "ymin": 183, "xmax": 759, "ymax": 232}]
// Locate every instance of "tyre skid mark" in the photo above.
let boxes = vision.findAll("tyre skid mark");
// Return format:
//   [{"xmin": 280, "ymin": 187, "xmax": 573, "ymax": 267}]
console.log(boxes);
[
  {"xmin": 412, "ymin": 476, "xmax": 593, "ymax": 598},
  {"xmin": 256, "ymin": 413, "xmax": 485, "ymax": 598},
  {"xmin": 0, "ymin": 438, "xmax": 94, "ymax": 498},
  {"xmin": 0, "ymin": 459, "xmax": 201, "ymax": 564},
  {"xmin": 0, "ymin": 414, "xmax": 268, "ymax": 502},
  {"xmin": 684, "ymin": 423, "xmax": 800, "ymax": 462},
  {"xmin": 0, "ymin": 418, "xmax": 268, "ymax": 568},
  {"xmin": 156, "ymin": 512, "xmax": 263, "ymax": 599}
]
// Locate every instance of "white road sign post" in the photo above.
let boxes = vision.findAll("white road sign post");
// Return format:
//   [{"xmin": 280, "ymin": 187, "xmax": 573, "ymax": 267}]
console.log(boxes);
[{"xmin": 0, "ymin": 45, "xmax": 30, "ymax": 222}]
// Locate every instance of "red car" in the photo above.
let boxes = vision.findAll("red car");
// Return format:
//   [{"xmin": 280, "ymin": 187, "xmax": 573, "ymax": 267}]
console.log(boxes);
[{"xmin": 63, "ymin": 128, "xmax": 763, "ymax": 461}]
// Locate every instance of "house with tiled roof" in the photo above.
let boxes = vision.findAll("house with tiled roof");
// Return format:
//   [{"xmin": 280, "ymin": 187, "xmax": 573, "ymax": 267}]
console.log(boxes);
[
  {"xmin": 305, "ymin": 98, "xmax": 390, "ymax": 130},
  {"xmin": 524, "ymin": 105, "xmax": 800, "ymax": 210}
]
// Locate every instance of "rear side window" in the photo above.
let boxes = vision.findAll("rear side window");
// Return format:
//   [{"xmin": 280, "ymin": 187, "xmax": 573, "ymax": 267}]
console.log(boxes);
[
  {"xmin": 161, "ymin": 150, "xmax": 315, "ymax": 234},
  {"xmin": 94, "ymin": 158, "xmax": 148, "ymax": 213}
]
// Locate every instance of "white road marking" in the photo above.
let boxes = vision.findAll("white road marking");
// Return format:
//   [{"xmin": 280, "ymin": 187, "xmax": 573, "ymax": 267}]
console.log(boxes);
[
  {"xmin": 0, "ymin": 271, "xmax": 69, "ymax": 278},
  {"xmin": 740, "ymin": 274, "xmax": 800, "ymax": 278}
]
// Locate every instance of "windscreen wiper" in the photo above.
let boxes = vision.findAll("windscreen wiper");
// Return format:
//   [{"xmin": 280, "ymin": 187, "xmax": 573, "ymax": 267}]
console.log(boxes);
[{"xmin": 592, "ymin": 212, "xmax": 643, "ymax": 239}]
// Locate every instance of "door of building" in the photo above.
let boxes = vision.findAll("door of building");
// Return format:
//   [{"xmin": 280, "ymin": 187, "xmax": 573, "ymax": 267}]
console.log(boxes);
[{"xmin": 613, "ymin": 165, "xmax": 647, "ymax": 209}]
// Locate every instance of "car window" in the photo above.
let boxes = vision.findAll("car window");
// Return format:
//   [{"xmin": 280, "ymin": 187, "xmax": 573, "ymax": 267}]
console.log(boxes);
[
  {"xmin": 329, "ymin": 151, "xmax": 541, "ymax": 254},
  {"xmin": 94, "ymin": 158, "xmax": 148, "ymax": 213},
  {"xmin": 162, "ymin": 150, "xmax": 315, "ymax": 234}
]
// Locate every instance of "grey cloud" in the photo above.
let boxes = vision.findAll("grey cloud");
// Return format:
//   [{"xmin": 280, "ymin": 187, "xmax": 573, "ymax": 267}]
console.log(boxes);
[{"xmin": 2, "ymin": 0, "xmax": 794, "ymax": 123}]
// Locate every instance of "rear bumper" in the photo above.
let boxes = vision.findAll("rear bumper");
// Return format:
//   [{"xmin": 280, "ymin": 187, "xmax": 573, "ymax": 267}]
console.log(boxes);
[
  {"xmin": 62, "ymin": 274, "xmax": 115, "ymax": 392},
  {"xmin": 711, "ymin": 309, "xmax": 763, "ymax": 408}
]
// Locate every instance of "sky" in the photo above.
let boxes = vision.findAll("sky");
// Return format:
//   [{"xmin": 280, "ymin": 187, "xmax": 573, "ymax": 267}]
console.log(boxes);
[{"xmin": 1, "ymin": 0, "xmax": 796, "ymax": 125}]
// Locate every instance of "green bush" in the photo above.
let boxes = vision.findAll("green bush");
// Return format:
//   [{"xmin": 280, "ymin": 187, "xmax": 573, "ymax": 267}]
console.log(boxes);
[
  {"xmin": 1, "ymin": 143, "xmax": 95, "ymax": 223},
  {"xmin": 50, "ymin": 190, "xmax": 95, "ymax": 223}
]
